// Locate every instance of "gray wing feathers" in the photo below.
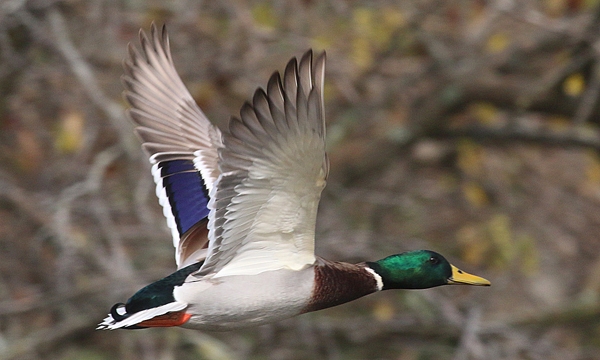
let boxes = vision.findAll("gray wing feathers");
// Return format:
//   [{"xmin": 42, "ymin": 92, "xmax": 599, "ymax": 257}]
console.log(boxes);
[
  {"xmin": 199, "ymin": 50, "xmax": 327, "ymax": 277},
  {"xmin": 125, "ymin": 24, "xmax": 327, "ymax": 275},
  {"xmin": 123, "ymin": 24, "xmax": 222, "ymax": 267},
  {"xmin": 123, "ymin": 24, "xmax": 221, "ymax": 190}
]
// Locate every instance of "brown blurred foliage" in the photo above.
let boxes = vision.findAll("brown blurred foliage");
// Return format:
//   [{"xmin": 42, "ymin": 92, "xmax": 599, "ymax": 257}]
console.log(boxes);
[{"xmin": 2, "ymin": 0, "xmax": 600, "ymax": 359}]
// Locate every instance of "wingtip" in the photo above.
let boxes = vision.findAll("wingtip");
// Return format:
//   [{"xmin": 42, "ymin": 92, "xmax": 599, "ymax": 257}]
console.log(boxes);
[
  {"xmin": 300, "ymin": 49, "xmax": 313, "ymax": 64},
  {"xmin": 314, "ymin": 50, "xmax": 326, "ymax": 70},
  {"xmin": 160, "ymin": 23, "xmax": 169, "ymax": 43}
]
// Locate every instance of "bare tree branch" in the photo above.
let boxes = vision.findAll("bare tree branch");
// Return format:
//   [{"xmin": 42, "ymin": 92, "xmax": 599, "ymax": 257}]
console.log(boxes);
[
  {"xmin": 45, "ymin": 9, "xmax": 138, "ymax": 157},
  {"xmin": 432, "ymin": 123, "xmax": 600, "ymax": 150}
]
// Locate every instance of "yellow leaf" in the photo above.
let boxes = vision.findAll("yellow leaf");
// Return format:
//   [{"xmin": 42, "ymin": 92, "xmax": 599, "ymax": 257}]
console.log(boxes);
[
  {"xmin": 372, "ymin": 8, "xmax": 404, "ymax": 49},
  {"xmin": 548, "ymin": 115, "xmax": 570, "ymax": 131},
  {"xmin": 55, "ymin": 110, "xmax": 84, "ymax": 154},
  {"xmin": 352, "ymin": 36, "xmax": 373, "ymax": 69},
  {"xmin": 585, "ymin": 151, "xmax": 600, "ymax": 184},
  {"xmin": 563, "ymin": 73, "xmax": 585, "ymax": 97},
  {"xmin": 462, "ymin": 181, "xmax": 488, "ymax": 207},
  {"xmin": 350, "ymin": 7, "xmax": 406, "ymax": 69},
  {"xmin": 353, "ymin": 7, "xmax": 374, "ymax": 30},
  {"xmin": 196, "ymin": 13, "xmax": 228, "ymax": 37},
  {"xmin": 456, "ymin": 140, "xmax": 484, "ymax": 177},
  {"xmin": 251, "ymin": 2, "xmax": 277, "ymax": 29},
  {"xmin": 456, "ymin": 225, "xmax": 490, "ymax": 266},
  {"xmin": 517, "ymin": 234, "xmax": 539, "ymax": 274},
  {"xmin": 351, "ymin": 8, "xmax": 375, "ymax": 69},
  {"xmin": 488, "ymin": 214, "xmax": 514, "ymax": 267},
  {"xmin": 544, "ymin": 0, "xmax": 568, "ymax": 17},
  {"xmin": 310, "ymin": 35, "xmax": 333, "ymax": 50},
  {"xmin": 582, "ymin": 150, "xmax": 600, "ymax": 197},
  {"xmin": 372, "ymin": 298, "xmax": 395, "ymax": 322},
  {"xmin": 190, "ymin": 82, "xmax": 217, "ymax": 110},
  {"xmin": 471, "ymin": 102, "xmax": 499, "ymax": 125},
  {"xmin": 486, "ymin": 33, "xmax": 509, "ymax": 53},
  {"xmin": 382, "ymin": 8, "xmax": 406, "ymax": 29}
]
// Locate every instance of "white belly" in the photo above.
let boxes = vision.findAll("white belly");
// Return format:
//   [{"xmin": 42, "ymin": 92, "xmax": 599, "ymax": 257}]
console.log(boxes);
[{"xmin": 174, "ymin": 268, "xmax": 315, "ymax": 331}]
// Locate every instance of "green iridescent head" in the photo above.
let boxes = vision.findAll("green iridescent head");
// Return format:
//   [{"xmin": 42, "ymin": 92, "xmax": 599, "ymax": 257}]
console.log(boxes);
[{"xmin": 367, "ymin": 250, "xmax": 490, "ymax": 290}]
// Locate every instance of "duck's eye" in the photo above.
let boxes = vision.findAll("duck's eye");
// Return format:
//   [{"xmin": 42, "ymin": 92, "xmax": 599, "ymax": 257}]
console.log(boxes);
[{"xmin": 428, "ymin": 256, "xmax": 439, "ymax": 265}]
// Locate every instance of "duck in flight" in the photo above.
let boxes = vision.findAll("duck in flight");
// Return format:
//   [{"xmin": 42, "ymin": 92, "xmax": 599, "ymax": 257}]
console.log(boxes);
[{"xmin": 97, "ymin": 24, "xmax": 490, "ymax": 331}]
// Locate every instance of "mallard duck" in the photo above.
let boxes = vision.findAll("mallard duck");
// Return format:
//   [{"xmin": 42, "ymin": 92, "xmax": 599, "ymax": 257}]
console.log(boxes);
[{"xmin": 97, "ymin": 24, "xmax": 490, "ymax": 331}]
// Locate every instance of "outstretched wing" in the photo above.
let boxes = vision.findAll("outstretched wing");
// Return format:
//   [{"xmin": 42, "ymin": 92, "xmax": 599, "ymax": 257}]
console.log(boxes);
[
  {"xmin": 198, "ymin": 50, "xmax": 328, "ymax": 278},
  {"xmin": 123, "ymin": 24, "xmax": 222, "ymax": 268}
]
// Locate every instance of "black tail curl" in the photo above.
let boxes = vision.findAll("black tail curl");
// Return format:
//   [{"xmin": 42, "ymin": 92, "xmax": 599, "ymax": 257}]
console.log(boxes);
[{"xmin": 110, "ymin": 303, "xmax": 128, "ymax": 321}]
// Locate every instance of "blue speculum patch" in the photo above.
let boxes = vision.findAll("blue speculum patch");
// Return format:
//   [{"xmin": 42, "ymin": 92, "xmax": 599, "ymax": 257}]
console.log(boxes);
[{"xmin": 159, "ymin": 159, "xmax": 210, "ymax": 235}]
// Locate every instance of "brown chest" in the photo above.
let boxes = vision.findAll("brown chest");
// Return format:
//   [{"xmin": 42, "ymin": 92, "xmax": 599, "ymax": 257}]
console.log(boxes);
[{"xmin": 302, "ymin": 260, "xmax": 379, "ymax": 313}]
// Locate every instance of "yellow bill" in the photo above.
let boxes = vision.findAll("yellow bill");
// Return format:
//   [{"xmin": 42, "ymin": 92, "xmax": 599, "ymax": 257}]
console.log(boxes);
[{"xmin": 447, "ymin": 265, "xmax": 491, "ymax": 286}]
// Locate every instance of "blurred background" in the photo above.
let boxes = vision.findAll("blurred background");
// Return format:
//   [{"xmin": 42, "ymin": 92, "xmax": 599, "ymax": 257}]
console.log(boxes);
[{"xmin": 2, "ymin": 0, "xmax": 600, "ymax": 359}]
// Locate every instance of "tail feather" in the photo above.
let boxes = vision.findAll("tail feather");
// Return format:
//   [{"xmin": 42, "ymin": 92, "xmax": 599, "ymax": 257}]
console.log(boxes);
[
  {"xmin": 97, "ymin": 302, "xmax": 187, "ymax": 330},
  {"xmin": 97, "ymin": 261, "xmax": 203, "ymax": 330}
]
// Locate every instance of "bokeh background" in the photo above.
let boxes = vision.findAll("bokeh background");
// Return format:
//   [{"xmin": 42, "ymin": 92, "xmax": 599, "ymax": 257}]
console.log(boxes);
[{"xmin": 3, "ymin": 0, "xmax": 600, "ymax": 359}]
